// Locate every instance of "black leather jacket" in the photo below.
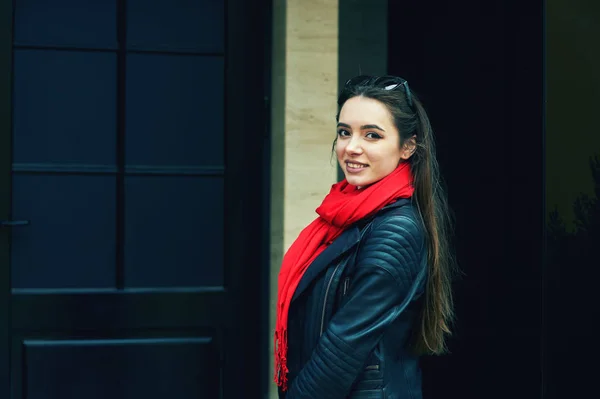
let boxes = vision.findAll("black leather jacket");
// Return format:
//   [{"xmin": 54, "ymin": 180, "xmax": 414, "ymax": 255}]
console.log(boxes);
[{"xmin": 280, "ymin": 198, "xmax": 427, "ymax": 399}]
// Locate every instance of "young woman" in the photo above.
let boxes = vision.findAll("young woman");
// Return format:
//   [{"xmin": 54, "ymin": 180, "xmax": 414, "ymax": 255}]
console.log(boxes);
[{"xmin": 274, "ymin": 75, "xmax": 455, "ymax": 398}]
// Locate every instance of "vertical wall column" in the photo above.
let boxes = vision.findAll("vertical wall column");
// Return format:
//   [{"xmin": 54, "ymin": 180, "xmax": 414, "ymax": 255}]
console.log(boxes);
[
  {"xmin": 269, "ymin": 0, "xmax": 339, "ymax": 397},
  {"xmin": 283, "ymin": 0, "xmax": 339, "ymax": 248}
]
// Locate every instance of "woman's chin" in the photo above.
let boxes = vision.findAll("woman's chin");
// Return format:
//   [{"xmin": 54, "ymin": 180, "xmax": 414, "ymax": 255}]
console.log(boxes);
[{"xmin": 345, "ymin": 176, "xmax": 372, "ymax": 188}]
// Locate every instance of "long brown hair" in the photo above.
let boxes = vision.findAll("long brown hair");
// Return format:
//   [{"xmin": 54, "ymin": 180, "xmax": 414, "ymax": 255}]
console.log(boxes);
[{"xmin": 336, "ymin": 76, "xmax": 456, "ymax": 355}]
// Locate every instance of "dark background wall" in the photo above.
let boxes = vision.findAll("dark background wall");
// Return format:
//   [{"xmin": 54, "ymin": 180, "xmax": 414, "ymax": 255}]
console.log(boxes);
[{"xmin": 388, "ymin": 1, "xmax": 544, "ymax": 398}]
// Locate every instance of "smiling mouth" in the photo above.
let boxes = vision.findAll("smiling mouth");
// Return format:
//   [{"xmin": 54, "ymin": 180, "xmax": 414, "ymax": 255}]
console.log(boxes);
[{"xmin": 345, "ymin": 161, "xmax": 369, "ymax": 170}]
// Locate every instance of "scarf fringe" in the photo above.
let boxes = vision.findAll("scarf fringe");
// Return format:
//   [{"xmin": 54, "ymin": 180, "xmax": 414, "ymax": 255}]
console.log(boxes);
[{"xmin": 274, "ymin": 329, "xmax": 289, "ymax": 390}]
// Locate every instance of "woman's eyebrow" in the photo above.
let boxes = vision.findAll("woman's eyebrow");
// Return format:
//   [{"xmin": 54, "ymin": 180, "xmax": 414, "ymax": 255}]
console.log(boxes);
[
  {"xmin": 336, "ymin": 122, "xmax": 386, "ymax": 132},
  {"xmin": 361, "ymin": 124, "xmax": 385, "ymax": 131}
]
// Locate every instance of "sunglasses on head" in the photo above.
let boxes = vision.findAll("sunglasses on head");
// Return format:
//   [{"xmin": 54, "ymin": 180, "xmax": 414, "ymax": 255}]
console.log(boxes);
[{"xmin": 344, "ymin": 75, "xmax": 414, "ymax": 109}]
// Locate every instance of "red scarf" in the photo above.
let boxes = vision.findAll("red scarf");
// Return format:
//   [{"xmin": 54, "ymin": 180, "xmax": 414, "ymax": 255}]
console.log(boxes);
[{"xmin": 274, "ymin": 163, "xmax": 415, "ymax": 390}]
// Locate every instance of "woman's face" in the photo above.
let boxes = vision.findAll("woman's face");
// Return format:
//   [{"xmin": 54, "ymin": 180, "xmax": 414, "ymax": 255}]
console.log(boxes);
[{"xmin": 336, "ymin": 96, "xmax": 412, "ymax": 188}]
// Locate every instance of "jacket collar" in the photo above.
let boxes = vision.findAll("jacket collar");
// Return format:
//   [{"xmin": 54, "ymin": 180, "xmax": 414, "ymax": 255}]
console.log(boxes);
[
  {"xmin": 291, "ymin": 197, "xmax": 412, "ymax": 302},
  {"xmin": 291, "ymin": 225, "xmax": 360, "ymax": 302},
  {"xmin": 381, "ymin": 197, "xmax": 411, "ymax": 212}
]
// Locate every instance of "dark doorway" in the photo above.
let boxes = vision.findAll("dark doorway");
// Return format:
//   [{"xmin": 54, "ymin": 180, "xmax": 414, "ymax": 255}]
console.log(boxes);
[{"xmin": 388, "ymin": 1, "xmax": 545, "ymax": 398}]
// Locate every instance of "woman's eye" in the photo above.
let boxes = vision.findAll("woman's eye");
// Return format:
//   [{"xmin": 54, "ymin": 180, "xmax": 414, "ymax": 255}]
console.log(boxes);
[
  {"xmin": 366, "ymin": 132, "xmax": 382, "ymax": 139},
  {"xmin": 337, "ymin": 129, "xmax": 350, "ymax": 137}
]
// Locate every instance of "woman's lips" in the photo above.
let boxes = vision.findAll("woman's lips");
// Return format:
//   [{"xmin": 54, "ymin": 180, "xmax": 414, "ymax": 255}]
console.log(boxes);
[{"xmin": 345, "ymin": 161, "xmax": 369, "ymax": 174}]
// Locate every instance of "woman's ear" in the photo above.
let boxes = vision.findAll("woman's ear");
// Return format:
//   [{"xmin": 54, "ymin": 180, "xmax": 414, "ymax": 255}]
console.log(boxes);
[{"xmin": 400, "ymin": 135, "xmax": 417, "ymax": 160}]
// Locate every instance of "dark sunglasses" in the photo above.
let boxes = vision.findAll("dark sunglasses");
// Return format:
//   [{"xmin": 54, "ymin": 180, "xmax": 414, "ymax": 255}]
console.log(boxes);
[{"xmin": 344, "ymin": 75, "xmax": 414, "ymax": 109}]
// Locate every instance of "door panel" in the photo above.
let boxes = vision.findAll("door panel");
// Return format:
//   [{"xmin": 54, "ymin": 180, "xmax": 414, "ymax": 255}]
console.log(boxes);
[
  {"xmin": 125, "ymin": 54, "xmax": 224, "ymax": 168},
  {"xmin": 10, "ymin": 330, "xmax": 222, "ymax": 399},
  {"xmin": 21, "ymin": 337, "xmax": 220, "ymax": 399},
  {"xmin": 13, "ymin": 49, "xmax": 117, "ymax": 165},
  {"xmin": 126, "ymin": 0, "xmax": 224, "ymax": 53},
  {"xmin": 2, "ymin": 0, "xmax": 271, "ymax": 398},
  {"xmin": 13, "ymin": 0, "xmax": 118, "ymax": 49},
  {"xmin": 11, "ymin": 174, "xmax": 116, "ymax": 289},
  {"xmin": 124, "ymin": 175, "xmax": 224, "ymax": 288}
]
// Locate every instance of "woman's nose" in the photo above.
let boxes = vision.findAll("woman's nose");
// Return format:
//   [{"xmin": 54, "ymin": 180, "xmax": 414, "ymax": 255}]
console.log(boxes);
[{"xmin": 345, "ymin": 136, "xmax": 363, "ymax": 154}]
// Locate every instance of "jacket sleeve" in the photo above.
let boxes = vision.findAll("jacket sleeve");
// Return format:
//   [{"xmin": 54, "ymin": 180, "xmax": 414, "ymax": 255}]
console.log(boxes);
[{"xmin": 285, "ymin": 215, "xmax": 426, "ymax": 399}]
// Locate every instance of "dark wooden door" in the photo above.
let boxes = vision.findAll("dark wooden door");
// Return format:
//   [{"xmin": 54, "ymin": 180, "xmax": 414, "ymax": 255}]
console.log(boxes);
[{"xmin": 0, "ymin": 1, "xmax": 271, "ymax": 398}]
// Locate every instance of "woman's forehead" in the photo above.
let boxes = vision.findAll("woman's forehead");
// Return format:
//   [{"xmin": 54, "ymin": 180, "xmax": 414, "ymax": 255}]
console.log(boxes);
[{"xmin": 339, "ymin": 97, "xmax": 393, "ymax": 126}]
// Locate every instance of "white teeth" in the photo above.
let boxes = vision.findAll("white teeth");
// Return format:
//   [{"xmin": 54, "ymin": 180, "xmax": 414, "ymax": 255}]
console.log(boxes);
[{"xmin": 348, "ymin": 163, "xmax": 367, "ymax": 168}]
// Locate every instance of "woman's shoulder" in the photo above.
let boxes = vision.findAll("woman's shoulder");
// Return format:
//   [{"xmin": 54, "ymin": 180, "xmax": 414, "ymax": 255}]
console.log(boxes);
[
  {"xmin": 372, "ymin": 199, "xmax": 423, "ymax": 235},
  {"xmin": 357, "ymin": 200, "xmax": 426, "ymax": 280},
  {"xmin": 361, "ymin": 200, "xmax": 426, "ymax": 257}
]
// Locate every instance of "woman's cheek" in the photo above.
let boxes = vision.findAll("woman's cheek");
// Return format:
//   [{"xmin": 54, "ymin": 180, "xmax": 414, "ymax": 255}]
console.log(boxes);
[{"xmin": 335, "ymin": 143, "xmax": 345, "ymax": 160}]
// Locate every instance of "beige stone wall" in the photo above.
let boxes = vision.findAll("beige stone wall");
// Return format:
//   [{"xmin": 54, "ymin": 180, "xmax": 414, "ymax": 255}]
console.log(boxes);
[
  {"xmin": 284, "ymin": 0, "xmax": 339, "ymax": 248},
  {"xmin": 269, "ymin": 0, "xmax": 339, "ymax": 397}
]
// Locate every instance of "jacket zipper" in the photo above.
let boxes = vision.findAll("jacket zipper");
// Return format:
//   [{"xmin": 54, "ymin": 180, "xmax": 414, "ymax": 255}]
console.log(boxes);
[
  {"xmin": 342, "ymin": 277, "xmax": 350, "ymax": 295},
  {"xmin": 320, "ymin": 262, "xmax": 343, "ymax": 335}
]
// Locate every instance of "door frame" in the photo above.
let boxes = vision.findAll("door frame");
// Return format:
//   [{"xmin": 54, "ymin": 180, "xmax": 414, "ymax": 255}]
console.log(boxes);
[
  {"xmin": 225, "ymin": 0, "xmax": 272, "ymax": 396},
  {"xmin": 0, "ymin": 0, "xmax": 13, "ymax": 395}
]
